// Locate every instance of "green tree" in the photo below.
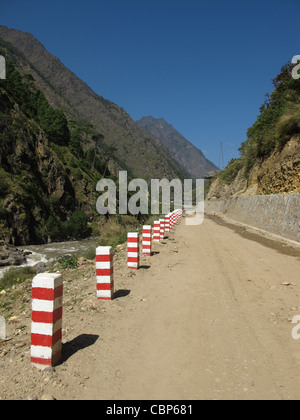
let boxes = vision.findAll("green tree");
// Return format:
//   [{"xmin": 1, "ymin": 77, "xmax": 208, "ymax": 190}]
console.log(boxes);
[
  {"xmin": 45, "ymin": 216, "xmax": 61, "ymax": 241},
  {"xmin": 69, "ymin": 209, "xmax": 88, "ymax": 238},
  {"xmin": 70, "ymin": 128, "xmax": 83, "ymax": 157},
  {"xmin": 40, "ymin": 108, "xmax": 70, "ymax": 146}
]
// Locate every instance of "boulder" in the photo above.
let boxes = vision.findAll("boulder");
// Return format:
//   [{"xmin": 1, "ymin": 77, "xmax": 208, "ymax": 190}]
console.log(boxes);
[{"xmin": 0, "ymin": 242, "xmax": 29, "ymax": 267}]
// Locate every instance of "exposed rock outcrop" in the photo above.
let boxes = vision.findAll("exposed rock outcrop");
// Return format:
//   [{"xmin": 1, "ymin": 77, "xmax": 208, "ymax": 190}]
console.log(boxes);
[
  {"xmin": 206, "ymin": 136, "xmax": 300, "ymax": 202},
  {"xmin": 0, "ymin": 242, "xmax": 30, "ymax": 267}
]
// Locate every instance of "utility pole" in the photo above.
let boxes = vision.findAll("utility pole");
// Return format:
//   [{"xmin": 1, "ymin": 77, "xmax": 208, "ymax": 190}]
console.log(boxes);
[{"xmin": 219, "ymin": 141, "xmax": 224, "ymax": 170}]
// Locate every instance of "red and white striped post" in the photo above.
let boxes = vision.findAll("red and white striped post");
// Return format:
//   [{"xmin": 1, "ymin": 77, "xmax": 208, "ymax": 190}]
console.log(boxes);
[
  {"xmin": 153, "ymin": 221, "xmax": 160, "ymax": 242},
  {"xmin": 159, "ymin": 219, "xmax": 165, "ymax": 240},
  {"xmin": 96, "ymin": 246, "xmax": 114, "ymax": 300},
  {"xmin": 142, "ymin": 225, "xmax": 152, "ymax": 256},
  {"xmin": 177, "ymin": 209, "xmax": 182, "ymax": 221},
  {"xmin": 174, "ymin": 209, "xmax": 180, "ymax": 224},
  {"xmin": 127, "ymin": 232, "xmax": 139, "ymax": 269},
  {"xmin": 164, "ymin": 214, "xmax": 170, "ymax": 233},
  {"xmin": 169, "ymin": 212, "xmax": 174, "ymax": 229},
  {"xmin": 172, "ymin": 211, "xmax": 177, "ymax": 228},
  {"xmin": 31, "ymin": 273, "xmax": 63, "ymax": 369}
]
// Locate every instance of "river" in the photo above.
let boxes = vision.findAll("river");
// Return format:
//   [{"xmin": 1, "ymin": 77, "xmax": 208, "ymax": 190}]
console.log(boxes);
[{"xmin": 0, "ymin": 237, "xmax": 99, "ymax": 279}]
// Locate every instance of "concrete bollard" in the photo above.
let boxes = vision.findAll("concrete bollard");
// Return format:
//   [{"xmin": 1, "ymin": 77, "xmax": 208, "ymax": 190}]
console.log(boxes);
[
  {"xmin": 0, "ymin": 315, "xmax": 6, "ymax": 340},
  {"xmin": 96, "ymin": 246, "xmax": 114, "ymax": 300},
  {"xmin": 159, "ymin": 219, "xmax": 165, "ymax": 240},
  {"xmin": 31, "ymin": 273, "xmax": 63, "ymax": 369},
  {"xmin": 170, "ymin": 211, "xmax": 175, "ymax": 228},
  {"xmin": 174, "ymin": 210, "xmax": 178, "ymax": 224},
  {"xmin": 142, "ymin": 225, "xmax": 152, "ymax": 256},
  {"xmin": 153, "ymin": 221, "xmax": 160, "ymax": 242},
  {"xmin": 173, "ymin": 209, "xmax": 180, "ymax": 225},
  {"xmin": 127, "ymin": 232, "xmax": 139, "ymax": 269},
  {"xmin": 164, "ymin": 214, "xmax": 170, "ymax": 232},
  {"xmin": 177, "ymin": 209, "xmax": 182, "ymax": 222}
]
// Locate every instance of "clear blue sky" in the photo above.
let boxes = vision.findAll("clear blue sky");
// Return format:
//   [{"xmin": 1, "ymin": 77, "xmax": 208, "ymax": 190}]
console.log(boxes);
[{"xmin": 1, "ymin": 0, "xmax": 300, "ymax": 167}]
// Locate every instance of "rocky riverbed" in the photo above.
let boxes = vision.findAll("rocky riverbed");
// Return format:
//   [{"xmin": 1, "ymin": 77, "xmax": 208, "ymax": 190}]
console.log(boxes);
[
  {"xmin": 0, "ymin": 243, "xmax": 30, "ymax": 268},
  {"xmin": 0, "ymin": 238, "xmax": 99, "ymax": 280}
]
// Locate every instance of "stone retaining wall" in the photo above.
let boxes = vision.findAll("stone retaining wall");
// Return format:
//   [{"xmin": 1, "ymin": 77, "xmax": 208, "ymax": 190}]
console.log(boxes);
[{"xmin": 205, "ymin": 194, "xmax": 300, "ymax": 243}]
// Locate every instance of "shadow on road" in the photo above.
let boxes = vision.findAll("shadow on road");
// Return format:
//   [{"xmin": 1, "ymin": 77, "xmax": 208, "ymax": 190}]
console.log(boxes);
[
  {"xmin": 113, "ymin": 289, "xmax": 131, "ymax": 299},
  {"xmin": 61, "ymin": 334, "xmax": 99, "ymax": 363}
]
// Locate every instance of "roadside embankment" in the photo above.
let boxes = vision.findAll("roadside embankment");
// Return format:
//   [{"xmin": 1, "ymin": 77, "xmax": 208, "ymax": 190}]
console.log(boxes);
[{"xmin": 205, "ymin": 193, "xmax": 300, "ymax": 243}]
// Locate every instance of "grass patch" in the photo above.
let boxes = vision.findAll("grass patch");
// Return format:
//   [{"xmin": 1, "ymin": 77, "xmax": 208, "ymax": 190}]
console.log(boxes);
[
  {"xmin": 98, "ymin": 217, "xmax": 133, "ymax": 249},
  {"xmin": 55, "ymin": 255, "xmax": 78, "ymax": 270},
  {"xmin": 97, "ymin": 214, "xmax": 159, "ymax": 250},
  {"xmin": 0, "ymin": 266, "xmax": 35, "ymax": 290},
  {"xmin": 79, "ymin": 247, "xmax": 96, "ymax": 260},
  {"xmin": 219, "ymin": 158, "xmax": 243, "ymax": 184}
]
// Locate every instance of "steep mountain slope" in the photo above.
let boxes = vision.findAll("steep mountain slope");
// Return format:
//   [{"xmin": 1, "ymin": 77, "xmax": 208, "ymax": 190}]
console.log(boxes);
[
  {"xmin": 136, "ymin": 116, "xmax": 218, "ymax": 179},
  {"xmin": 0, "ymin": 25, "xmax": 184, "ymax": 182},
  {"xmin": 0, "ymin": 60, "xmax": 103, "ymax": 245},
  {"xmin": 206, "ymin": 62, "xmax": 300, "ymax": 201}
]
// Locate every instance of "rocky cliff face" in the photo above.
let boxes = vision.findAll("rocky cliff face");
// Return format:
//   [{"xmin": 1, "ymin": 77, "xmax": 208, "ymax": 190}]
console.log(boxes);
[
  {"xmin": 0, "ymin": 83, "xmax": 78, "ymax": 245},
  {"xmin": 206, "ymin": 136, "xmax": 300, "ymax": 202},
  {"xmin": 256, "ymin": 136, "xmax": 300, "ymax": 195}
]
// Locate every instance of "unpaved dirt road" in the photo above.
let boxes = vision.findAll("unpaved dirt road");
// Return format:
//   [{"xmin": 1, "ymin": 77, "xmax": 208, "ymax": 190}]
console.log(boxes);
[{"xmin": 1, "ymin": 215, "xmax": 300, "ymax": 400}]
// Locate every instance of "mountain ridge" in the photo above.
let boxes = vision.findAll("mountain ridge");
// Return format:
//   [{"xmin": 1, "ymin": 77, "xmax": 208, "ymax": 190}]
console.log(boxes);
[
  {"xmin": 0, "ymin": 25, "xmax": 185, "ymax": 182},
  {"xmin": 136, "ymin": 115, "xmax": 218, "ymax": 179},
  {"xmin": 0, "ymin": 25, "xmax": 196, "ymax": 246}
]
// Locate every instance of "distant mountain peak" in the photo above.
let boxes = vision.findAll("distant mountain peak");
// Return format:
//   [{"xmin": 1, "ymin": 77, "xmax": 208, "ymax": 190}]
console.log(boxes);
[
  {"xmin": 136, "ymin": 116, "xmax": 218, "ymax": 179},
  {"xmin": 0, "ymin": 26, "xmax": 186, "ymax": 182}
]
